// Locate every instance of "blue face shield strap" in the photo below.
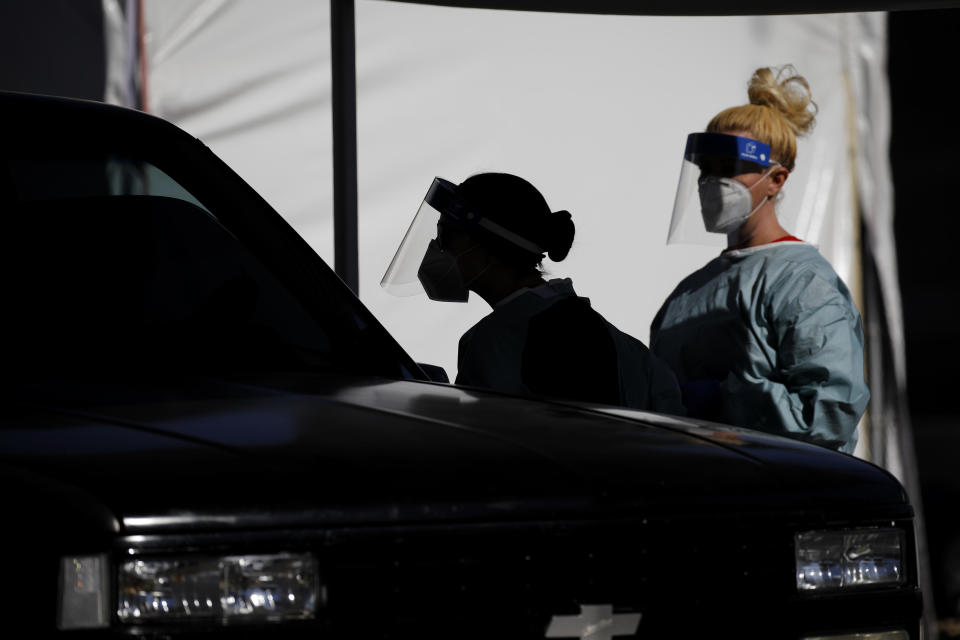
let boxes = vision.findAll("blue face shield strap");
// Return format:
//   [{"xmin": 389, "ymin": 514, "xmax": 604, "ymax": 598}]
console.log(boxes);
[{"xmin": 684, "ymin": 132, "xmax": 773, "ymax": 172}]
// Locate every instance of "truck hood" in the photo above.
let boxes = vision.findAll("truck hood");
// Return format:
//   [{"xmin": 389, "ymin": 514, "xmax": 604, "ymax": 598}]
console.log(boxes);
[{"xmin": 0, "ymin": 373, "xmax": 908, "ymax": 533}]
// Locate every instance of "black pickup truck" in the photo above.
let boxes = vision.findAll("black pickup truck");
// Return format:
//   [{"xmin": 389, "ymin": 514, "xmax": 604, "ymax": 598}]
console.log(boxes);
[{"xmin": 0, "ymin": 91, "xmax": 921, "ymax": 639}]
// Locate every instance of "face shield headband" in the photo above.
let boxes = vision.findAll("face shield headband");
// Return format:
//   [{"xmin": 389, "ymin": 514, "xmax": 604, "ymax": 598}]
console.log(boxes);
[
  {"xmin": 425, "ymin": 178, "xmax": 544, "ymax": 255},
  {"xmin": 684, "ymin": 132, "xmax": 772, "ymax": 172},
  {"xmin": 666, "ymin": 133, "xmax": 775, "ymax": 246},
  {"xmin": 380, "ymin": 178, "xmax": 544, "ymax": 298}
]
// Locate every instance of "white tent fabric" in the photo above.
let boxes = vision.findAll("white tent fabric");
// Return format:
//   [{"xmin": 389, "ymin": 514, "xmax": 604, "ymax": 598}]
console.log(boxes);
[
  {"xmin": 103, "ymin": 0, "xmax": 141, "ymax": 109},
  {"xmin": 143, "ymin": 0, "xmax": 335, "ymax": 261},
  {"xmin": 138, "ymin": 0, "xmax": 894, "ymax": 459},
  {"xmin": 844, "ymin": 12, "xmax": 907, "ymax": 476}
]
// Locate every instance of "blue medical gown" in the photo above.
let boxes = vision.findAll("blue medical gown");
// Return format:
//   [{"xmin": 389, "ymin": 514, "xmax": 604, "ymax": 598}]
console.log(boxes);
[
  {"xmin": 650, "ymin": 243, "xmax": 869, "ymax": 453},
  {"xmin": 457, "ymin": 278, "xmax": 684, "ymax": 414}
]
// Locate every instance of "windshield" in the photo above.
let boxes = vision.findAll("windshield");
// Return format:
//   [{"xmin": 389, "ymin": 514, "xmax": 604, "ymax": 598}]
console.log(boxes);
[{"xmin": 1, "ymin": 114, "xmax": 421, "ymax": 382}]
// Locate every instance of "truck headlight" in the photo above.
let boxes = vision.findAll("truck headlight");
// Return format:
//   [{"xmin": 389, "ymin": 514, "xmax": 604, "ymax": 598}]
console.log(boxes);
[
  {"xmin": 116, "ymin": 552, "xmax": 318, "ymax": 624},
  {"xmin": 795, "ymin": 528, "xmax": 904, "ymax": 592}
]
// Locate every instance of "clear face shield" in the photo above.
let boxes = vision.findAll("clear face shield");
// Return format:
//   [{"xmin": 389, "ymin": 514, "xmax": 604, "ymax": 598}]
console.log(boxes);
[
  {"xmin": 666, "ymin": 133, "xmax": 774, "ymax": 247},
  {"xmin": 380, "ymin": 177, "xmax": 544, "ymax": 302}
]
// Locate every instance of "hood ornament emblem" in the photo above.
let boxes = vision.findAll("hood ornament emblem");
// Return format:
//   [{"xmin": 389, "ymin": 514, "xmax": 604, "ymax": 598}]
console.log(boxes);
[{"xmin": 545, "ymin": 604, "xmax": 642, "ymax": 639}]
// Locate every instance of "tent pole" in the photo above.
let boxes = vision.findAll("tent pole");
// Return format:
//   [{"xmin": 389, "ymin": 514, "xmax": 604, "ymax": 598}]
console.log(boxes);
[{"xmin": 331, "ymin": 0, "xmax": 359, "ymax": 294}]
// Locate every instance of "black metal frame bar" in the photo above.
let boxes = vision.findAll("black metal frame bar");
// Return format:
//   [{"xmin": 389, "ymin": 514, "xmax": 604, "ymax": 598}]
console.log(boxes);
[{"xmin": 330, "ymin": 0, "xmax": 359, "ymax": 294}]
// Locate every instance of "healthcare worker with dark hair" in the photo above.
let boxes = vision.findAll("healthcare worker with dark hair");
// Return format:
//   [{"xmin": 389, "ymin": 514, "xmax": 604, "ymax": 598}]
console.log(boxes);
[
  {"xmin": 383, "ymin": 172, "xmax": 683, "ymax": 413},
  {"xmin": 651, "ymin": 66, "xmax": 869, "ymax": 452}
]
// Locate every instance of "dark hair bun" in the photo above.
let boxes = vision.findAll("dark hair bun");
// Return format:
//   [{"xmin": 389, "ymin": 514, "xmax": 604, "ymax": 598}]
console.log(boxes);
[
  {"xmin": 457, "ymin": 172, "xmax": 575, "ymax": 267},
  {"xmin": 545, "ymin": 210, "xmax": 574, "ymax": 262}
]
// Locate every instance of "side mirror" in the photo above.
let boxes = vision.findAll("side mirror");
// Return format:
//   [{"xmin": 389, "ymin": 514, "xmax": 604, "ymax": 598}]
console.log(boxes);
[{"xmin": 417, "ymin": 363, "xmax": 450, "ymax": 383}]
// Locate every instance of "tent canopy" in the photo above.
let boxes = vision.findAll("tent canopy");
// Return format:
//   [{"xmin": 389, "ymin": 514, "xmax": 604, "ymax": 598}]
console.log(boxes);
[{"xmin": 383, "ymin": 0, "xmax": 959, "ymax": 14}]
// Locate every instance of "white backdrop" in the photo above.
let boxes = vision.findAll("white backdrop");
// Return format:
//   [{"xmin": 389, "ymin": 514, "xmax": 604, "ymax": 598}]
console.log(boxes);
[{"xmin": 141, "ymin": 0, "xmax": 884, "ymax": 386}]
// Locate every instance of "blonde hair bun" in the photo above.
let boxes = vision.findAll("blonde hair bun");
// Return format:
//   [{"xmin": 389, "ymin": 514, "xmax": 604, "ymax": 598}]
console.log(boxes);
[{"xmin": 747, "ymin": 65, "xmax": 818, "ymax": 137}]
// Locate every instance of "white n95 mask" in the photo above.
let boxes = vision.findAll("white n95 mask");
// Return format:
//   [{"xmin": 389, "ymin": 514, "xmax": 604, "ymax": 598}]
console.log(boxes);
[{"xmin": 697, "ymin": 166, "xmax": 776, "ymax": 234}]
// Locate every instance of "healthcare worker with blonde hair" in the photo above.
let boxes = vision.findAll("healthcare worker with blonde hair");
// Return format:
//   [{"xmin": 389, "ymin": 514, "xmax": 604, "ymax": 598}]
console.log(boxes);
[{"xmin": 651, "ymin": 66, "xmax": 869, "ymax": 452}]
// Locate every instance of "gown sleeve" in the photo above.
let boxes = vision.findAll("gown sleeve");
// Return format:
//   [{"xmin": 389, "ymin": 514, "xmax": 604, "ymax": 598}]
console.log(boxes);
[
  {"xmin": 646, "ymin": 353, "xmax": 687, "ymax": 416},
  {"xmin": 455, "ymin": 321, "xmax": 525, "ymax": 394},
  {"xmin": 455, "ymin": 326, "xmax": 487, "ymax": 387},
  {"xmin": 722, "ymin": 268, "xmax": 870, "ymax": 452}
]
